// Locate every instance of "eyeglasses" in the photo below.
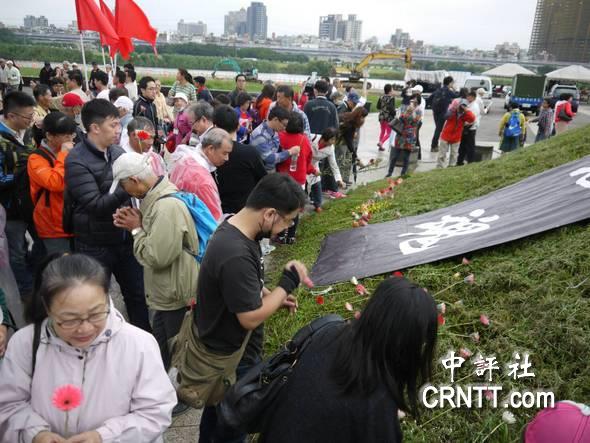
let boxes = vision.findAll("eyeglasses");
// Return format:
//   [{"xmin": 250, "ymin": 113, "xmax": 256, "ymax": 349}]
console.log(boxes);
[
  {"xmin": 53, "ymin": 309, "xmax": 110, "ymax": 329},
  {"xmin": 12, "ymin": 112, "xmax": 34, "ymax": 121}
]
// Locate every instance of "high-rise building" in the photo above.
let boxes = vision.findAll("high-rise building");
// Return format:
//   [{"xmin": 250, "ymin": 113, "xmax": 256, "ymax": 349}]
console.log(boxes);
[
  {"xmin": 247, "ymin": 2, "xmax": 268, "ymax": 40},
  {"xmin": 177, "ymin": 20, "xmax": 207, "ymax": 37},
  {"xmin": 23, "ymin": 15, "xmax": 49, "ymax": 30},
  {"xmin": 224, "ymin": 8, "xmax": 247, "ymax": 36},
  {"xmin": 390, "ymin": 28, "xmax": 411, "ymax": 49},
  {"xmin": 529, "ymin": 0, "xmax": 590, "ymax": 62},
  {"xmin": 318, "ymin": 14, "xmax": 362, "ymax": 44}
]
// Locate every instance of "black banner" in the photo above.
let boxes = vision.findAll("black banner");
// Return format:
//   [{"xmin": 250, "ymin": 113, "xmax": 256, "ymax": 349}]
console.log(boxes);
[{"xmin": 311, "ymin": 157, "xmax": 590, "ymax": 285}]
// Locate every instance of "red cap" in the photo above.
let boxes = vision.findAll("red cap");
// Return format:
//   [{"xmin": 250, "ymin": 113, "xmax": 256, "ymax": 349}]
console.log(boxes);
[{"xmin": 62, "ymin": 93, "xmax": 85, "ymax": 108}]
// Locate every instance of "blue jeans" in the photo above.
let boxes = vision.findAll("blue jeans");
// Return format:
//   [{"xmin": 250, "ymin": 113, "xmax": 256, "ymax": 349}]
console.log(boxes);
[
  {"xmin": 387, "ymin": 148, "xmax": 411, "ymax": 176},
  {"xmin": 74, "ymin": 240, "xmax": 150, "ymax": 332},
  {"xmin": 199, "ymin": 356, "xmax": 263, "ymax": 443},
  {"xmin": 310, "ymin": 182, "xmax": 322, "ymax": 209},
  {"xmin": 5, "ymin": 220, "xmax": 45, "ymax": 298}
]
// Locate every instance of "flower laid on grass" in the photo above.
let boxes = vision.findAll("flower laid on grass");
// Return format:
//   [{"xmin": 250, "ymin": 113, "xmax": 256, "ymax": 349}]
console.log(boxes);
[
  {"xmin": 502, "ymin": 411, "xmax": 516, "ymax": 424},
  {"xmin": 315, "ymin": 295, "xmax": 325, "ymax": 305},
  {"xmin": 392, "ymin": 271, "xmax": 404, "ymax": 278},
  {"xmin": 353, "ymin": 311, "xmax": 361, "ymax": 320},
  {"xmin": 437, "ymin": 302, "xmax": 446, "ymax": 314},
  {"xmin": 459, "ymin": 347, "xmax": 473, "ymax": 359},
  {"xmin": 480, "ymin": 314, "xmax": 490, "ymax": 326},
  {"xmin": 345, "ymin": 302, "xmax": 354, "ymax": 312},
  {"xmin": 355, "ymin": 284, "xmax": 369, "ymax": 296},
  {"xmin": 52, "ymin": 385, "xmax": 83, "ymax": 437},
  {"xmin": 462, "ymin": 257, "xmax": 471, "ymax": 265},
  {"xmin": 464, "ymin": 274, "xmax": 475, "ymax": 284},
  {"xmin": 350, "ymin": 276, "xmax": 358, "ymax": 286},
  {"xmin": 437, "ymin": 314, "xmax": 446, "ymax": 326},
  {"xmin": 470, "ymin": 332, "xmax": 481, "ymax": 343}
]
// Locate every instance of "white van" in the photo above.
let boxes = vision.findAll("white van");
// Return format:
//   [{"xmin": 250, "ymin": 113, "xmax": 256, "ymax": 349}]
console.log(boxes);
[{"xmin": 463, "ymin": 76, "xmax": 493, "ymax": 99}]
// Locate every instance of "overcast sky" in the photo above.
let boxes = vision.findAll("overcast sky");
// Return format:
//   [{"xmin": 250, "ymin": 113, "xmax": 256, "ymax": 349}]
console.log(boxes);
[{"xmin": 2, "ymin": 0, "xmax": 538, "ymax": 50}]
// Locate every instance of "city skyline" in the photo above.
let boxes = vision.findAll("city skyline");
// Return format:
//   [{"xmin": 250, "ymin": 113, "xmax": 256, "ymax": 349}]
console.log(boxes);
[{"xmin": 3, "ymin": 0, "xmax": 538, "ymax": 50}]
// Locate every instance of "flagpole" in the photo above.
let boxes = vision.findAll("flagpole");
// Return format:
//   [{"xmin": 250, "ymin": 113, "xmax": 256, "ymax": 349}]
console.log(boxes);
[
  {"xmin": 101, "ymin": 46, "xmax": 107, "ymax": 71},
  {"xmin": 79, "ymin": 32, "xmax": 90, "ymax": 92}
]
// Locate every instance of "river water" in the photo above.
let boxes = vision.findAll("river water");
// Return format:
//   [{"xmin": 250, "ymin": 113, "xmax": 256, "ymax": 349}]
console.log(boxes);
[{"xmin": 17, "ymin": 60, "xmax": 404, "ymax": 91}]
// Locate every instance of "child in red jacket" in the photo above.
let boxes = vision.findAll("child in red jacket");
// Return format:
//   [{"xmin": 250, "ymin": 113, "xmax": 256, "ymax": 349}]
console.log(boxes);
[{"xmin": 277, "ymin": 113, "xmax": 318, "ymax": 244}]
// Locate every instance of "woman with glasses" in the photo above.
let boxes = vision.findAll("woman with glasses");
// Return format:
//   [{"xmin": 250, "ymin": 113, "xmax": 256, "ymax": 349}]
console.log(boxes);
[{"xmin": 0, "ymin": 254, "xmax": 176, "ymax": 443}]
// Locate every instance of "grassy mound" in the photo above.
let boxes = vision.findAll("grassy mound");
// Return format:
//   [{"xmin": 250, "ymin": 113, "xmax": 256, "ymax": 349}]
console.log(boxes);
[{"xmin": 265, "ymin": 126, "xmax": 590, "ymax": 442}]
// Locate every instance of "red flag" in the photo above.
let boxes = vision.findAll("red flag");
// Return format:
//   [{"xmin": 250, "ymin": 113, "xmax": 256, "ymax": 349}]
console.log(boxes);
[
  {"xmin": 99, "ymin": 0, "xmax": 134, "ymax": 59},
  {"xmin": 75, "ymin": 0, "xmax": 119, "ymax": 44},
  {"xmin": 115, "ymin": 0, "xmax": 158, "ymax": 54}
]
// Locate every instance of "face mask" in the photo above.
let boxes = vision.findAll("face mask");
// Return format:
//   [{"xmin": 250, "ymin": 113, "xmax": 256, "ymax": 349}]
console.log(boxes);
[{"xmin": 254, "ymin": 214, "xmax": 277, "ymax": 242}]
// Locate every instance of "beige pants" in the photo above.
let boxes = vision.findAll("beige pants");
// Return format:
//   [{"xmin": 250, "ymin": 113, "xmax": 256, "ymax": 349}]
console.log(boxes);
[
  {"xmin": 437, "ymin": 140, "xmax": 460, "ymax": 168},
  {"xmin": 554, "ymin": 121, "xmax": 569, "ymax": 135}
]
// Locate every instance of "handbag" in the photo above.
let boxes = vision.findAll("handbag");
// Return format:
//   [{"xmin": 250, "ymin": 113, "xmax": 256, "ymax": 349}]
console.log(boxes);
[
  {"xmin": 389, "ymin": 118, "xmax": 404, "ymax": 135},
  {"xmin": 217, "ymin": 314, "xmax": 344, "ymax": 433},
  {"xmin": 558, "ymin": 107, "xmax": 573, "ymax": 122},
  {"xmin": 171, "ymin": 310, "xmax": 251, "ymax": 409}
]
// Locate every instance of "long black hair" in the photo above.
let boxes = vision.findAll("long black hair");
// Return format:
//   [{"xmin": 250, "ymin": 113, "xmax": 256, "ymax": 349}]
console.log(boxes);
[
  {"xmin": 331, "ymin": 277, "xmax": 437, "ymax": 416},
  {"xmin": 25, "ymin": 254, "xmax": 109, "ymax": 325}
]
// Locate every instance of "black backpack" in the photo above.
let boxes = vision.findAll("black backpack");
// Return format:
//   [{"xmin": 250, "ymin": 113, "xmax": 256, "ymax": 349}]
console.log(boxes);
[
  {"xmin": 217, "ymin": 314, "xmax": 344, "ymax": 433},
  {"xmin": 0, "ymin": 131, "xmax": 50, "ymax": 223}
]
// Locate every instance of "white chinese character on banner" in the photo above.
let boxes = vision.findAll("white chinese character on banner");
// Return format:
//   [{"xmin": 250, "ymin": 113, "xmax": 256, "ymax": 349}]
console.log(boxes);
[
  {"xmin": 507, "ymin": 352, "xmax": 535, "ymax": 380},
  {"xmin": 398, "ymin": 209, "xmax": 500, "ymax": 255},
  {"xmin": 441, "ymin": 351, "xmax": 465, "ymax": 383},
  {"xmin": 570, "ymin": 167, "xmax": 590, "ymax": 189},
  {"xmin": 473, "ymin": 354, "xmax": 501, "ymax": 382}
]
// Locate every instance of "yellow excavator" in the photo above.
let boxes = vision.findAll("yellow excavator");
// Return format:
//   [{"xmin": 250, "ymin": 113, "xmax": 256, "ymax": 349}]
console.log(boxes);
[{"xmin": 332, "ymin": 48, "xmax": 412, "ymax": 89}]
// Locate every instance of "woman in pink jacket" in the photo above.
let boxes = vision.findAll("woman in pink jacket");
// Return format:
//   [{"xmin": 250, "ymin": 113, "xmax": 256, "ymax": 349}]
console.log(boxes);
[
  {"xmin": 0, "ymin": 254, "xmax": 176, "ymax": 443},
  {"xmin": 554, "ymin": 93, "xmax": 576, "ymax": 135}
]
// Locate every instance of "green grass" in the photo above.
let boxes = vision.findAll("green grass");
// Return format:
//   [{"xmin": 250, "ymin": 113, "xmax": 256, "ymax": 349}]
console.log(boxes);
[{"xmin": 264, "ymin": 126, "xmax": 590, "ymax": 442}]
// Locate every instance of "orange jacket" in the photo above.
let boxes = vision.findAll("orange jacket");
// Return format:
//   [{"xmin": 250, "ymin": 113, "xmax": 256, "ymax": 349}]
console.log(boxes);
[
  {"xmin": 256, "ymin": 97, "xmax": 272, "ymax": 121},
  {"xmin": 27, "ymin": 146, "xmax": 72, "ymax": 239}
]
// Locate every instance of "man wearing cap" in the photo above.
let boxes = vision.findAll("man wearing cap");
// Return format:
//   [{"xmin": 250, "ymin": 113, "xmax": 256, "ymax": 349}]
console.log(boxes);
[
  {"xmin": 60, "ymin": 93, "xmax": 85, "ymax": 143},
  {"xmin": 5, "ymin": 61, "xmax": 21, "ymax": 94},
  {"xmin": 172, "ymin": 92, "xmax": 192, "ymax": 146},
  {"xmin": 169, "ymin": 127, "xmax": 233, "ymax": 221},
  {"xmin": 65, "ymin": 98, "xmax": 151, "ymax": 331},
  {"xmin": 437, "ymin": 98, "xmax": 476, "ymax": 169},
  {"xmin": 114, "ymin": 96, "xmax": 135, "ymax": 147},
  {"xmin": 111, "ymin": 152, "xmax": 199, "ymax": 375}
]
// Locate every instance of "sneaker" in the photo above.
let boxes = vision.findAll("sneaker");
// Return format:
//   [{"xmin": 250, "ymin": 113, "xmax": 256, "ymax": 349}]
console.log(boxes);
[
  {"xmin": 172, "ymin": 401, "xmax": 191, "ymax": 417},
  {"xmin": 377, "ymin": 142, "xmax": 383, "ymax": 149},
  {"xmin": 331, "ymin": 191, "xmax": 347, "ymax": 199},
  {"xmin": 287, "ymin": 237, "xmax": 296, "ymax": 245},
  {"xmin": 261, "ymin": 244, "xmax": 276, "ymax": 255}
]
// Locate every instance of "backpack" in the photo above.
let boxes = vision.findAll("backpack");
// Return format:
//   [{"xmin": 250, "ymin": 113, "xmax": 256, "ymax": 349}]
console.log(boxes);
[
  {"xmin": 217, "ymin": 314, "xmax": 344, "ymax": 433},
  {"xmin": 0, "ymin": 131, "xmax": 39, "ymax": 223},
  {"xmin": 158, "ymin": 192, "xmax": 217, "ymax": 263},
  {"xmin": 504, "ymin": 111, "xmax": 522, "ymax": 138}
]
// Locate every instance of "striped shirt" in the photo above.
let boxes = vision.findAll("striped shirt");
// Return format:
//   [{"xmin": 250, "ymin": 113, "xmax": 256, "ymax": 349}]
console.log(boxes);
[{"xmin": 169, "ymin": 82, "xmax": 197, "ymax": 102}]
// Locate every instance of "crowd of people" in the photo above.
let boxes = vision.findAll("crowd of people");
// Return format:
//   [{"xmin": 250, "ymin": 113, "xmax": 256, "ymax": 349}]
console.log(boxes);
[{"xmin": 0, "ymin": 60, "xmax": 583, "ymax": 442}]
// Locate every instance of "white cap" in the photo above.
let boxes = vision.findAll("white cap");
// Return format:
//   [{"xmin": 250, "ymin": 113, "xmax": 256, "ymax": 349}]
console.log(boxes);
[
  {"xmin": 109, "ymin": 152, "xmax": 151, "ymax": 194},
  {"xmin": 476, "ymin": 88, "xmax": 486, "ymax": 95},
  {"xmin": 114, "ymin": 96, "xmax": 134, "ymax": 113},
  {"xmin": 173, "ymin": 92, "xmax": 189, "ymax": 103},
  {"xmin": 6, "ymin": 60, "xmax": 13, "ymax": 65},
  {"xmin": 412, "ymin": 85, "xmax": 424, "ymax": 93}
]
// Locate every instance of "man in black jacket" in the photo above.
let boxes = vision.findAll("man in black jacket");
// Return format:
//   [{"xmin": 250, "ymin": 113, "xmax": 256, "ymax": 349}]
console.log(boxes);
[
  {"xmin": 134, "ymin": 76, "xmax": 161, "ymax": 149},
  {"xmin": 213, "ymin": 105, "xmax": 267, "ymax": 214},
  {"xmin": 64, "ymin": 99, "xmax": 150, "ymax": 331},
  {"xmin": 304, "ymin": 79, "xmax": 339, "ymax": 135}
]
